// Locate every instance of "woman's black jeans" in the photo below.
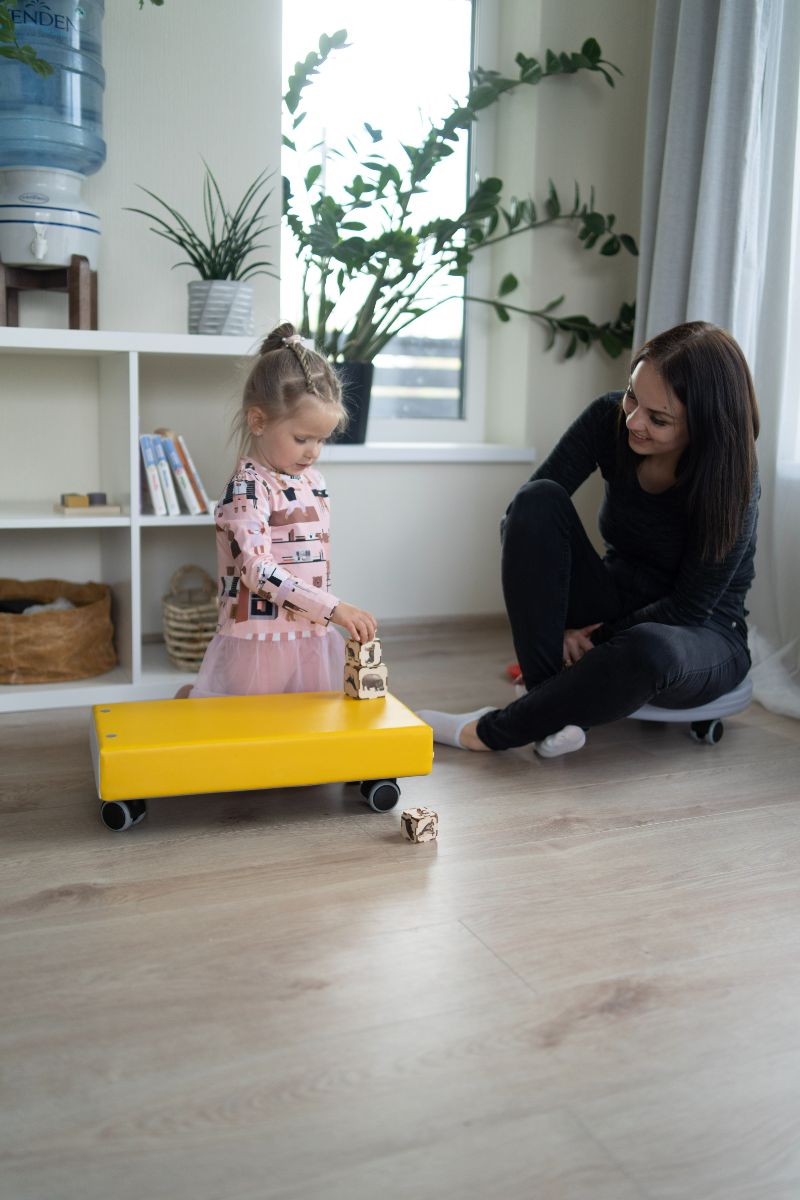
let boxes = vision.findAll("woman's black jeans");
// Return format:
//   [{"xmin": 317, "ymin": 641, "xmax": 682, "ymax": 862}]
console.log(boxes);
[{"xmin": 476, "ymin": 480, "xmax": 751, "ymax": 751}]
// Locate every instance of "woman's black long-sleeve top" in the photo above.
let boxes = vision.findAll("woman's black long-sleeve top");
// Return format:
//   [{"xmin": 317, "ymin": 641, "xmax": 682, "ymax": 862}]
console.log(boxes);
[{"xmin": 527, "ymin": 394, "xmax": 759, "ymax": 645}]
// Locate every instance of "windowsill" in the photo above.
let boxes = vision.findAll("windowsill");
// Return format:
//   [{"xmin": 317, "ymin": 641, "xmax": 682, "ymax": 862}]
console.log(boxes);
[{"xmin": 320, "ymin": 442, "xmax": 536, "ymax": 464}]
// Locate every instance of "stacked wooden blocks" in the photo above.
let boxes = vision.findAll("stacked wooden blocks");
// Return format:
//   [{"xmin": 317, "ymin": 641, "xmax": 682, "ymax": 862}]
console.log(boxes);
[{"xmin": 344, "ymin": 638, "xmax": 388, "ymax": 700}]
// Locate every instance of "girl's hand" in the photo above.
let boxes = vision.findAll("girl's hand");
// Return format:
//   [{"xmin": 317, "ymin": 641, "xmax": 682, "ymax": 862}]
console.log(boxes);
[
  {"xmin": 331, "ymin": 602, "xmax": 377, "ymax": 643},
  {"xmin": 562, "ymin": 623, "xmax": 602, "ymax": 667}
]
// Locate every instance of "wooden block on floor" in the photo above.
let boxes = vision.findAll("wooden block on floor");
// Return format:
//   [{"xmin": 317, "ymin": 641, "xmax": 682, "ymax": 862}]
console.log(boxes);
[{"xmin": 401, "ymin": 806, "xmax": 439, "ymax": 843}]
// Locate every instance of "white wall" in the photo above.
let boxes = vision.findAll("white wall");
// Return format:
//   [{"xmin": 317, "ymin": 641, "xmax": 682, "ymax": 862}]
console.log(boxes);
[
  {"xmin": 485, "ymin": 0, "xmax": 655, "ymax": 536},
  {"xmin": 136, "ymin": 459, "xmax": 535, "ymax": 633}
]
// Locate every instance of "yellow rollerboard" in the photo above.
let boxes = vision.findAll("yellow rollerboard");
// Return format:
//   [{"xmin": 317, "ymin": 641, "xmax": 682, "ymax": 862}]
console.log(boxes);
[{"xmin": 91, "ymin": 691, "xmax": 433, "ymax": 831}]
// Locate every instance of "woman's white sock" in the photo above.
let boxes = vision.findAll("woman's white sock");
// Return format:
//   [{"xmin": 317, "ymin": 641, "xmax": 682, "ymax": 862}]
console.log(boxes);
[
  {"xmin": 534, "ymin": 725, "xmax": 586, "ymax": 758},
  {"xmin": 417, "ymin": 707, "xmax": 495, "ymax": 749}
]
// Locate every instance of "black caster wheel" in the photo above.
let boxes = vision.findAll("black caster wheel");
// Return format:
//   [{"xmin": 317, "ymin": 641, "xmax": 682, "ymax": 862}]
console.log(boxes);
[
  {"xmin": 690, "ymin": 719, "xmax": 724, "ymax": 745},
  {"xmin": 359, "ymin": 778, "xmax": 401, "ymax": 812},
  {"xmin": 100, "ymin": 799, "xmax": 147, "ymax": 831}
]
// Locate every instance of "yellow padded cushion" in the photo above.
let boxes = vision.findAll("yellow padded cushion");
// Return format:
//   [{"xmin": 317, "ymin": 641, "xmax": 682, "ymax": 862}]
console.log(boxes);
[{"xmin": 92, "ymin": 691, "xmax": 433, "ymax": 801}]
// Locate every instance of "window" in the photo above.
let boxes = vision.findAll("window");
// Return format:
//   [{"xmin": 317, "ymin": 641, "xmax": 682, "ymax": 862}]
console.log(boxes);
[{"xmin": 281, "ymin": 0, "xmax": 479, "ymax": 438}]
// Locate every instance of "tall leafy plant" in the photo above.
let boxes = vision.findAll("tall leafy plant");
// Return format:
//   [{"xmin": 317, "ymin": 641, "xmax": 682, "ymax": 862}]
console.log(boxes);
[{"xmin": 283, "ymin": 32, "xmax": 637, "ymax": 361}]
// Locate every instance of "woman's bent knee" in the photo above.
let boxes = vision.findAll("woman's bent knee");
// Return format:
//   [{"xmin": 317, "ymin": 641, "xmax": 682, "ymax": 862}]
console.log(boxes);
[{"xmin": 504, "ymin": 479, "xmax": 572, "ymax": 534}]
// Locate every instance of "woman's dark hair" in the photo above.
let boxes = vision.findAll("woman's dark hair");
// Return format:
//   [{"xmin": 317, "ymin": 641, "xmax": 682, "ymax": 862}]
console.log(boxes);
[{"xmin": 629, "ymin": 321, "xmax": 759, "ymax": 562}]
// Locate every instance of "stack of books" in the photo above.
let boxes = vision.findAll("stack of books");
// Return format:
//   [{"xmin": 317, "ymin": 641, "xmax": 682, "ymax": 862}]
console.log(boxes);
[{"xmin": 139, "ymin": 429, "xmax": 214, "ymax": 517}]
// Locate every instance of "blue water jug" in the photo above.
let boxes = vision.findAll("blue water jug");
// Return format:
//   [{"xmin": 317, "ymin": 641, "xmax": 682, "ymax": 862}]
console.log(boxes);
[{"xmin": 0, "ymin": 0, "xmax": 105, "ymax": 174}]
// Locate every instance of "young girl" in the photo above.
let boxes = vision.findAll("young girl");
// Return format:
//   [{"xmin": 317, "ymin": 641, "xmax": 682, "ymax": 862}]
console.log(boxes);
[
  {"xmin": 186, "ymin": 322, "xmax": 376, "ymax": 699},
  {"xmin": 419, "ymin": 321, "xmax": 760, "ymax": 757}
]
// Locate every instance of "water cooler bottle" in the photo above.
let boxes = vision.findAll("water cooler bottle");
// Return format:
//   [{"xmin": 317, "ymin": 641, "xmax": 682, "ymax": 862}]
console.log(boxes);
[{"xmin": 0, "ymin": 0, "xmax": 105, "ymax": 269}]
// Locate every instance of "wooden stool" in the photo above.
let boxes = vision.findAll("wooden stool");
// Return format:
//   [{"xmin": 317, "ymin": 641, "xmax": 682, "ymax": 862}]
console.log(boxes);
[{"xmin": 0, "ymin": 254, "xmax": 98, "ymax": 329}]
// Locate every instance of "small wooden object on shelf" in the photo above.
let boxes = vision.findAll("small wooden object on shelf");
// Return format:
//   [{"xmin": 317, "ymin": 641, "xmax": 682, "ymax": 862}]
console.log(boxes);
[
  {"xmin": 0, "ymin": 254, "xmax": 98, "ymax": 330},
  {"xmin": 53, "ymin": 504, "xmax": 122, "ymax": 516},
  {"xmin": 162, "ymin": 564, "xmax": 218, "ymax": 672},
  {"xmin": 54, "ymin": 491, "xmax": 121, "ymax": 515}
]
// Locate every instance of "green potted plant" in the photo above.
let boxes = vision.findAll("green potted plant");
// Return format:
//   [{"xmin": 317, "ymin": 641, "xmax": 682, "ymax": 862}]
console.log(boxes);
[
  {"xmin": 283, "ymin": 32, "xmax": 638, "ymax": 439},
  {"xmin": 127, "ymin": 162, "xmax": 277, "ymax": 335}
]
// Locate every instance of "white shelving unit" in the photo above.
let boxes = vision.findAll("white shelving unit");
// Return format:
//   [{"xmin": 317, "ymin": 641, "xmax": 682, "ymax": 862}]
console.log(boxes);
[{"xmin": 0, "ymin": 328, "xmax": 255, "ymax": 713}]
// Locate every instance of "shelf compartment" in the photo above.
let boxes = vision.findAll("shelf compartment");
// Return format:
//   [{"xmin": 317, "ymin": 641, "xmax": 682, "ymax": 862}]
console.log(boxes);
[
  {"xmin": 0, "ymin": 502, "xmax": 131, "ymax": 530},
  {"xmin": 0, "ymin": 328, "xmax": 256, "ymax": 357},
  {"xmin": 138, "ymin": 514, "xmax": 215, "ymax": 528},
  {"xmin": 0, "ymin": 662, "xmax": 134, "ymax": 714}
]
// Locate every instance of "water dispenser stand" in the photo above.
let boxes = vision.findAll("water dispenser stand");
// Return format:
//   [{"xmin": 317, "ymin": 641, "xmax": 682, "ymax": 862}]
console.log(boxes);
[{"xmin": 0, "ymin": 254, "xmax": 97, "ymax": 329}]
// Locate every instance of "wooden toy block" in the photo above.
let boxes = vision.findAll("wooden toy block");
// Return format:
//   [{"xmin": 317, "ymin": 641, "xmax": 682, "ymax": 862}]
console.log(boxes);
[
  {"xmin": 345, "ymin": 637, "xmax": 382, "ymax": 668},
  {"xmin": 91, "ymin": 690, "xmax": 432, "ymax": 804},
  {"xmin": 401, "ymin": 807, "xmax": 438, "ymax": 843},
  {"xmin": 344, "ymin": 661, "xmax": 388, "ymax": 700}
]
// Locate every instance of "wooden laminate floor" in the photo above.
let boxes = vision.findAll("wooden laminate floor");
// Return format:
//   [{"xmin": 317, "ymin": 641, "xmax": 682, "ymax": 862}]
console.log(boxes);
[{"xmin": 1, "ymin": 621, "xmax": 799, "ymax": 1200}]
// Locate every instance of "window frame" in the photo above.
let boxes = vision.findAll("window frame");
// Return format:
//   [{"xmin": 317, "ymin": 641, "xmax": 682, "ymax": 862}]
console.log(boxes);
[
  {"xmin": 365, "ymin": 0, "xmax": 496, "ymax": 444},
  {"xmin": 281, "ymin": 0, "xmax": 498, "ymax": 444}
]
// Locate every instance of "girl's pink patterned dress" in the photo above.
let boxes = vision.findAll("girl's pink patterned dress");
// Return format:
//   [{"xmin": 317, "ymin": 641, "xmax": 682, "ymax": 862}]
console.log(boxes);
[{"xmin": 191, "ymin": 458, "xmax": 344, "ymax": 697}]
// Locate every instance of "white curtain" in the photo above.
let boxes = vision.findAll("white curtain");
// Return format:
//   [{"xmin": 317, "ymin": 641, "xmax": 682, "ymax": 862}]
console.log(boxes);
[{"xmin": 636, "ymin": 0, "xmax": 800, "ymax": 718}]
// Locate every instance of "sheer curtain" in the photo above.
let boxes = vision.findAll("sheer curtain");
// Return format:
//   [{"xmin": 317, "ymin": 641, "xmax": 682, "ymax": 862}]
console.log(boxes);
[{"xmin": 635, "ymin": 0, "xmax": 800, "ymax": 717}]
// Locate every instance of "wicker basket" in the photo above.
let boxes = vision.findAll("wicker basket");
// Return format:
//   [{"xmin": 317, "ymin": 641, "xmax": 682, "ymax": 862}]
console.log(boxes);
[
  {"xmin": 162, "ymin": 565, "xmax": 218, "ymax": 672},
  {"xmin": 0, "ymin": 578, "xmax": 116, "ymax": 684}
]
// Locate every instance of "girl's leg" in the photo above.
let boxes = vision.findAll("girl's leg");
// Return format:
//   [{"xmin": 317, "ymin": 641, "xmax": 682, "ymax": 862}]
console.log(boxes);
[
  {"xmin": 476, "ymin": 621, "xmax": 750, "ymax": 750},
  {"xmin": 502, "ymin": 480, "xmax": 623, "ymax": 688}
]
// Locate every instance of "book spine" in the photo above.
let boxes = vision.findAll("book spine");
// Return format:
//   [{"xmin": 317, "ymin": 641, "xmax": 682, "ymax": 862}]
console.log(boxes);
[
  {"xmin": 177, "ymin": 435, "xmax": 214, "ymax": 513},
  {"xmin": 139, "ymin": 435, "xmax": 167, "ymax": 516},
  {"xmin": 161, "ymin": 436, "xmax": 202, "ymax": 514},
  {"xmin": 153, "ymin": 437, "xmax": 181, "ymax": 516}
]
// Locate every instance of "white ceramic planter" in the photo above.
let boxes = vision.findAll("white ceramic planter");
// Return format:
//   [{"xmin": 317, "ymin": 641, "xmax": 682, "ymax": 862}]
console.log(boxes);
[{"xmin": 187, "ymin": 280, "xmax": 254, "ymax": 335}]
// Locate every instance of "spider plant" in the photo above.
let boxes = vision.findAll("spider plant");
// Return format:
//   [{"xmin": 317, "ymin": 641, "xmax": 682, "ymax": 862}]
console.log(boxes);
[{"xmin": 127, "ymin": 162, "xmax": 277, "ymax": 281}]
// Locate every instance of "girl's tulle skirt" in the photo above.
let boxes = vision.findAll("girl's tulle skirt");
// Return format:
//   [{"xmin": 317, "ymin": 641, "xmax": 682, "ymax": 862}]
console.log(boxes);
[{"xmin": 190, "ymin": 630, "xmax": 345, "ymax": 698}]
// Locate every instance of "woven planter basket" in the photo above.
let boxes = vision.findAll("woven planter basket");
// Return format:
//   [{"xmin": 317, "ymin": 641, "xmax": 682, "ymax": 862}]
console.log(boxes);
[{"xmin": 162, "ymin": 565, "xmax": 218, "ymax": 672}]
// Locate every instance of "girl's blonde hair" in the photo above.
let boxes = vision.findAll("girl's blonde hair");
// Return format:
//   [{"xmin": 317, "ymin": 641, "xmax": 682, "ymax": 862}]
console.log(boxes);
[{"xmin": 233, "ymin": 321, "xmax": 347, "ymax": 457}]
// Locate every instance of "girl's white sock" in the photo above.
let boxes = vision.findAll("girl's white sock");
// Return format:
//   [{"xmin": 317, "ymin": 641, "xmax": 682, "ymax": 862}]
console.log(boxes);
[
  {"xmin": 417, "ymin": 707, "xmax": 495, "ymax": 749},
  {"xmin": 534, "ymin": 725, "xmax": 586, "ymax": 758}
]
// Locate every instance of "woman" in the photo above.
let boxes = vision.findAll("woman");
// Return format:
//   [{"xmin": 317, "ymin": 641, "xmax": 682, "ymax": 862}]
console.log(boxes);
[{"xmin": 419, "ymin": 322, "xmax": 760, "ymax": 757}]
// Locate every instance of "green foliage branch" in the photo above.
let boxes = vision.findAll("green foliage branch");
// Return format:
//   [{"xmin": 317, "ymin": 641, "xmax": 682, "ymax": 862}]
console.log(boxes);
[
  {"xmin": 283, "ymin": 33, "xmax": 638, "ymax": 362},
  {"xmin": 0, "ymin": 0, "xmax": 52, "ymax": 75},
  {"xmin": 126, "ymin": 163, "xmax": 277, "ymax": 282},
  {"xmin": 1, "ymin": 0, "xmax": 163, "ymax": 74}
]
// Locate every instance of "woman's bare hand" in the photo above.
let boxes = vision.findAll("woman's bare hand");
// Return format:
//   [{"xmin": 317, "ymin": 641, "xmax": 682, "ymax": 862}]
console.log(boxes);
[
  {"xmin": 331, "ymin": 602, "xmax": 377, "ymax": 643},
  {"xmin": 562, "ymin": 623, "xmax": 602, "ymax": 667}
]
